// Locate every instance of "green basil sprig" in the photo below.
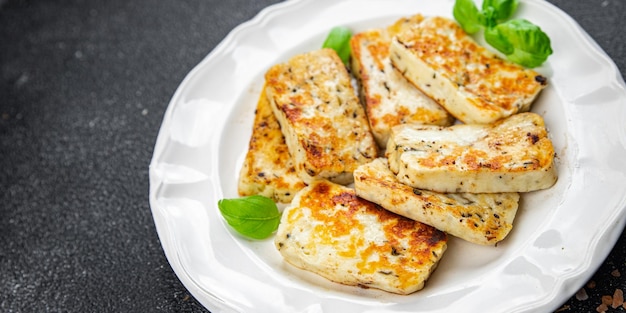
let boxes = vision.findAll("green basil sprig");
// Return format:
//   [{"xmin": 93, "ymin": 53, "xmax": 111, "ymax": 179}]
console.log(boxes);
[
  {"xmin": 218, "ymin": 195, "xmax": 281, "ymax": 239},
  {"xmin": 453, "ymin": 0, "xmax": 552, "ymax": 68},
  {"xmin": 322, "ymin": 26, "xmax": 353, "ymax": 65}
]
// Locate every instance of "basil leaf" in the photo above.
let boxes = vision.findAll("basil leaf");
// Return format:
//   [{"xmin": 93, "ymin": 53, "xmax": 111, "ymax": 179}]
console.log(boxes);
[
  {"xmin": 322, "ymin": 26, "xmax": 352, "ymax": 65},
  {"xmin": 218, "ymin": 195, "xmax": 281, "ymax": 240},
  {"xmin": 483, "ymin": 0, "xmax": 518, "ymax": 22},
  {"xmin": 480, "ymin": 6, "xmax": 498, "ymax": 28},
  {"xmin": 453, "ymin": 0, "xmax": 484, "ymax": 34},
  {"xmin": 484, "ymin": 25, "xmax": 514, "ymax": 55},
  {"xmin": 486, "ymin": 19, "xmax": 553, "ymax": 68}
]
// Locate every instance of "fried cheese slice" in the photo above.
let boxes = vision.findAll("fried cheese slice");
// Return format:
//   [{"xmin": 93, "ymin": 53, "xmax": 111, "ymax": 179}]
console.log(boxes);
[
  {"xmin": 389, "ymin": 16, "xmax": 547, "ymax": 124},
  {"xmin": 385, "ymin": 112, "xmax": 558, "ymax": 193},
  {"xmin": 265, "ymin": 49, "xmax": 378, "ymax": 185},
  {"xmin": 274, "ymin": 180, "xmax": 447, "ymax": 295},
  {"xmin": 237, "ymin": 85, "xmax": 307, "ymax": 203},
  {"xmin": 354, "ymin": 158, "xmax": 520, "ymax": 245},
  {"xmin": 350, "ymin": 14, "xmax": 454, "ymax": 148}
]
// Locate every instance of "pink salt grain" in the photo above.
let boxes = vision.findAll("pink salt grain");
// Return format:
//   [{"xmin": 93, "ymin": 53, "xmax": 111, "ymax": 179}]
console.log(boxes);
[{"xmin": 612, "ymin": 289, "xmax": 624, "ymax": 309}]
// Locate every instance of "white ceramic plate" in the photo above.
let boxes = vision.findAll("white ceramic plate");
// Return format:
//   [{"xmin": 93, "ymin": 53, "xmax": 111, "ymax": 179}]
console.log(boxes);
[{"xmin": 149, "ymin": 0, "xmax": 626, "ymax": 312}]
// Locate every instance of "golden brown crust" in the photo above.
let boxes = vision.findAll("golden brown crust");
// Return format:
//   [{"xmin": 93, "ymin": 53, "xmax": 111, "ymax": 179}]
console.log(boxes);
[
  {"xmin": 354, "ymin": 158, "xmax": 520, "ymax": 245},
  {"xmin": 237, "ymin": 85, "xmax": 307, "ymax": 203},
  {"xmin": 350, "ymin": 15, "xmax": 453, "ymax": 147},
  {"xmin": 390, "ymin": 16, "xmax": 547, "ymax": 124},
  {"xmin": 385, "ymin": 112, "xmax": 558, "ymax": 193},
  {"xmin": 265, "ymin": 49, "xmax": 378, "ymax": 184},
  {"xmin": 275, "ymin": 180, "xmax": 447, "ymax": 294}
]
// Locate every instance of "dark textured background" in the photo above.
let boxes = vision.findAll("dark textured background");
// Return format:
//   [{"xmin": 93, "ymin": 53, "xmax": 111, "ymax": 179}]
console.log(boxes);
[{"xmin": 1, "ymin": 0, "xmax": 624, "ymax": 312}]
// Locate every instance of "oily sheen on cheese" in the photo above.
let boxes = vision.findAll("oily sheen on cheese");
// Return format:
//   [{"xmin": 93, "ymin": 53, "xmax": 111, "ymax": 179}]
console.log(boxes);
[
  {"xmin": 386, "ymin": 112, "xmax": 557, "ymax": 193},
  {"xmin": 237, "ymin": 85, "xmax": 307, "ymax": 203},
  {"xmin": 350, "ymin": 14, "xmax": 453, "ymax": 148},
  {"xmin": 265, "ymin": 49, "xmax": 378, "ymax": 185},
  {"xmin": 354, "ymin": 158, "xmax": 520, "ymax": 245},
  {"xmin": 274, "ymin": 180, "xmax": 447, "ymax": 295},
  {"xmin": 389, "ymin": 16, "xmax": 547, "ymax": 124}
]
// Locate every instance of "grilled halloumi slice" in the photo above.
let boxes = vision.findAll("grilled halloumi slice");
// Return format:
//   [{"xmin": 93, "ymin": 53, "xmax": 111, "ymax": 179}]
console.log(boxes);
[
  {"xmin": 354, "ymin": 158, "xmax": 519, "ymax": 245},
  {"xmin": 265, "ymin": 48, "xmax": 378, "ymax": 185},
  {"xmin": 274, "ymin": 180, "xmax": 447, "ymax": 295},
  {"xmin": 238, "ymin": 85, "xmax": 307, "ymax": 203},
  {"xmin": 386, "ymin": 112, "xmax": 557, "ymax": 193},
  {"xmin": 389, "ymin": 16, "xmax": 547, "ymax": 124},
  {"xmin": 350, "ymin": 15, "xmax": 454, "ymax": 148}
]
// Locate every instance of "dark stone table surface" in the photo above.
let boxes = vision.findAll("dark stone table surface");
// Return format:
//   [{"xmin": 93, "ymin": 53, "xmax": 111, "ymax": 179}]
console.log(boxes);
[{"xmin": 1, "ymin": 0, "xmax": 624, "ymax": 312}]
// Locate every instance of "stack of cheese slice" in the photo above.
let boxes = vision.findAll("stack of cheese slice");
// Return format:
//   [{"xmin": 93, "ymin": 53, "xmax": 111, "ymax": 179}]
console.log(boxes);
[{"xmin": 236, "ymin": 14, "xmax": 557, "ymax": 295}]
